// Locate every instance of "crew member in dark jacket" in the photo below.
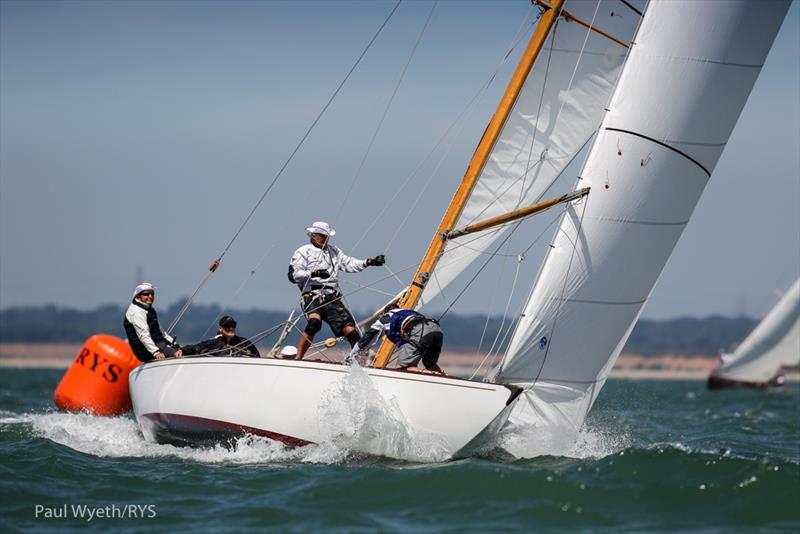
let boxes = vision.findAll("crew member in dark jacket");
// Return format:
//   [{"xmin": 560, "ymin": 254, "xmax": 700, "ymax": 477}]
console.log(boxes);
[
  {"xmin": 181, "ymin": 316, "xmax": 260, "ymax": 358},
  {"xmin": 123, "ymin": 282, "xmax": 183, "ymax": 362}
]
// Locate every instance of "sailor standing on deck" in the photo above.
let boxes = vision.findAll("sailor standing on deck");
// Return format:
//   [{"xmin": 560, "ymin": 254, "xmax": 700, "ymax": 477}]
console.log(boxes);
[
  {"xmin": 123, "ymin": 283, "xmax": 183, "ymax": 362},
  {"xmin": 288, "ymin": 221, "xmax": 385, "ymax": 360}
]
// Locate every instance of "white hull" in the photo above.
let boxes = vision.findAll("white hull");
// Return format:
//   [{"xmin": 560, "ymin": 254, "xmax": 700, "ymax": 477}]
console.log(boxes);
[{"xmin": 129, "ymin": 357, "xmax": 519, "ymax": 459}]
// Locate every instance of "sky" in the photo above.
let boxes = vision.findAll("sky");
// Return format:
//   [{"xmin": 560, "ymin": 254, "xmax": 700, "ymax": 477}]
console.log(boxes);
[{"xmin": 1, "ymin": 0, "xmax": 798, "ymax": 322}]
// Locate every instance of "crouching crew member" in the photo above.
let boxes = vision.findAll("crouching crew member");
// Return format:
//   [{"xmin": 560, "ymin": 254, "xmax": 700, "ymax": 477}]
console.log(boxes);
[
  {"xmin": 288, "ymin": 221, "xmax": 385, "ymax": 360},
  {"xmin": 349, "ymin": 308, "xmax": 446, "ymax": 375},
  {"xmin": 124, "ymin": 282, "xmax": 183, "ymax": 362},
  {"xmin": 181, "ymin": 315, "xmax": 260, "ymax": 358}
]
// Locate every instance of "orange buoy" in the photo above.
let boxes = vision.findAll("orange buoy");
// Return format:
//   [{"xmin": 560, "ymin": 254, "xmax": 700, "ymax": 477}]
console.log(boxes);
[{"xmin": 53, "ymin": 334, "xmax": 141, "ymax": 416}]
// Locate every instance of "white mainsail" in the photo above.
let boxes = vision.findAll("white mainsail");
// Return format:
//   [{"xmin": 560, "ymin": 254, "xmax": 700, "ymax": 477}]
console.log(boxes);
[
  {"xmin": 712, "ymin": 279, "xmax": 800, "ymax": 385},
  {"xmin": 495, "ymin": 0, "xmax": 791, "ymax": 449},
  {"xmin": 420, "ymin": 0, "xmax": 643, "ymax": 306}
]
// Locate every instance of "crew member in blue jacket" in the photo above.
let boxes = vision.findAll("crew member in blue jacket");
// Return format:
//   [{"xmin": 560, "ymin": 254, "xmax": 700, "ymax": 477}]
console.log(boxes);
[{"xmin": 350, "ymin": 308, "xmax": 445, "ymax": 375}]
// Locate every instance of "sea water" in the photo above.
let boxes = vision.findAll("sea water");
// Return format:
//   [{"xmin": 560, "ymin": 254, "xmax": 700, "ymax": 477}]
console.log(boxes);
[{"xmin": 1, "ymin": 367, "xmax": 798, "ymax": 532}]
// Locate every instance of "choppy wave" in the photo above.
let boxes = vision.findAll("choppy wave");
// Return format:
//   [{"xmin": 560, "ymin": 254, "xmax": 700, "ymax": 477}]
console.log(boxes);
[
  {"xmin": 0, "ymin": 364, "xmax": 628, "ymax": 465},
  {"xmin": 0, "ymin": 407, "xmax": 632, "ymax": 468},
  {"xmin": 2, "ymin": 373, "xmax": 798, "ymax": 532}
]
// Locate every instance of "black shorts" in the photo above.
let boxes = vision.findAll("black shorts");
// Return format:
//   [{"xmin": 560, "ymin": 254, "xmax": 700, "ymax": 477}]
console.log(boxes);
[{"xmin": 302, "ymin": 293, "xmax": 355, "ymax": 337}]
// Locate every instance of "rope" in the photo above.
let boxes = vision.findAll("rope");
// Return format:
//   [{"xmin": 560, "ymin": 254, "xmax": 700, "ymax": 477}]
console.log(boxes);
[
  {"xmin": 470, "ymin": 254, "xmax": 523, "ymax": 380},
  {"xmin": 527, "ymin": 192, "xmax": 591, "ymax": 389},
  {"xmin": 473, "ymin": 243, "xmax": 512, "ymax": 367},
  {"xmin": 341, "ymin": 279, "xmax": 398, "ymax": 299},
  {"xmin": 453, "ymin": 206, "xmax": 563, "ymax": 378},
  {"xmin": 437, "ymin": 220, "xmax": 524, "ymax": 321},
  {"xmin": 199, "ymin": 244, "xmax": 276, "ymax": 339},
  {"xmin": 167, "ymin": 1, "xmax": 402, "ymax": 334},
  {"xmin": 334, "ymin": 0, "xmax": 438, "ymax": 223},
  {"xmin": 188, "ymin": 322, "xmax": 285, "ymax": 357},
  {"xmin": 166, "ymin": 269, "xmax": 216, "ymax": 334},
  {"xmin": 350, "ymin": 6, "xmax": 537, "ymax": 253},
  {"xmin": 461, "ymin": 21, "xmax": 558, "ymax": 228}
]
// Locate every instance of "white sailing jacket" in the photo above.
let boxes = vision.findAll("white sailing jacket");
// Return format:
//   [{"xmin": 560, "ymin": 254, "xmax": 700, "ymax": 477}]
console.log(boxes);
[
  {"xmin": 289, "ymin": 243, "xmax": 368, "ymax": 295},
  {"xmin": 124, "ymin": 300, "xmax": 176, "ymax": 359}
]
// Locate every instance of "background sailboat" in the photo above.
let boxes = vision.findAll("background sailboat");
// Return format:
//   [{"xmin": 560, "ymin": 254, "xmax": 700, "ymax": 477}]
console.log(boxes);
[{"xmin": 708, "ymin": 278, "xmax": 800, "ymax": 389}]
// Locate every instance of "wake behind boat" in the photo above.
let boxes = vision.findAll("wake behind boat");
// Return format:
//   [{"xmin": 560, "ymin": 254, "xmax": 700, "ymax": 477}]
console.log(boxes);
[{"xmin": 130, "ymin": 356, "xmax": 520, "ymax": 458}]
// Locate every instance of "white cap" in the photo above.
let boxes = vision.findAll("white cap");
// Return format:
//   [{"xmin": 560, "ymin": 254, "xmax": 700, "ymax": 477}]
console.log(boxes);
[
  {"xmin": 133, "ymin": 282, "xmax": 157, "ymax": 299},
  {"xmin": 306, "ymin": 221, "xmax": 335, "ymax": 237},
  {"xmin": 279, "ymin": 345, "xmax": 298, "ymax": 358}
]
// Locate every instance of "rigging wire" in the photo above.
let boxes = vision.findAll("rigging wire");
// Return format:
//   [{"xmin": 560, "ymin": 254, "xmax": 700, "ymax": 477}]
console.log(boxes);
[
  {"xmin": 461, "ymin": 2, "xmax": 607, "ymax": 232},
  {"xmin": 475, "ymin": 242, "xmax": 511, "ymax": 355},
  {"xmin": 460, "ymin": 20, "xmax": 562, "ymax": 228},
  {"xmin": 334, "ymin": 1, "xmax": 438, "ymax": 224},
  {"xmin": 515, "ymin": 18, "xmax": 559, "ymax": 210},
  {"xmin": 436, "ymin": 220, "xmax": 524, "ymax": 321},
  {"xmin": 425, "ymin": 7, "xmax": 616, "ymax": 339},
  {"xmin": 349, "ymin": 5, "xmax": 537, "ymax": 253},
  {"xmin": 470, "ymin": 254, "xmax": 523, "ymax": 379},
  {"xmin": 167, "ymin": 0, "xmax": 402, "ymax": 334},
  {"xmin": 200, "ymin": 224, "xmax": 536, "ymax": 362},
  {"xmin": 526, "ymin": 193, "xmax": 591, "ymax": 389},
  {"xmin": 199, "ymin": 244, "xmax": 276, "ymax": 340},
  {"xmin": 492, "ymin": 0, "xmax": 648, "ymax": 381}
]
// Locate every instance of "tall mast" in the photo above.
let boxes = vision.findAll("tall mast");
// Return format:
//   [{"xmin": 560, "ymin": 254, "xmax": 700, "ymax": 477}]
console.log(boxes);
[{"xmin": 373, "ymin": 0, "xmax": 565, "ymax": 368}]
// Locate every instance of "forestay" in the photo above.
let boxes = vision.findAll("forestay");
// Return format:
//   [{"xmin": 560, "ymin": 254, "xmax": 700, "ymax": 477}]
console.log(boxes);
[
  {"xmin": 419, "ymin": 0, "xmax": 643, "ymax": 306},
  {"xmin": 714, "ymin": 279, "xmax": 800, "ymax": 383},
  {"xmin": 495, "ymin": 0, "xmax": 791, "ymax": 444}
]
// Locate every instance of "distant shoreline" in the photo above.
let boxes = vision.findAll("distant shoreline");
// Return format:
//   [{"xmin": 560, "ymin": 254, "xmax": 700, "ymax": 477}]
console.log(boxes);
[{"xmin": 1, "ymin": 343, "xmax": 797, "ymax": 382}]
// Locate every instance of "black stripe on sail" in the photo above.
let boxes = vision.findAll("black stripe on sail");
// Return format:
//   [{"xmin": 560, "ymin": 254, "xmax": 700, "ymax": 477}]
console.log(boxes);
[
  {"xmin": 619, "ymin": 0, "xmax": 643, "ymax": 17},
  {"xmin": 605, "ymin": 127, "xmax": 711, "ymax": 177}
]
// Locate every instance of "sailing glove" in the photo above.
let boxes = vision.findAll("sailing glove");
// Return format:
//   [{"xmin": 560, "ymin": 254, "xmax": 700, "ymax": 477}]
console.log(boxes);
[
  {"xmin": 367, "ymin": 255, "xmax": 385, "ymax": 267},
  {"xmin": 311, "ymin": 269, "xmax": 331, "ymax": 279}
]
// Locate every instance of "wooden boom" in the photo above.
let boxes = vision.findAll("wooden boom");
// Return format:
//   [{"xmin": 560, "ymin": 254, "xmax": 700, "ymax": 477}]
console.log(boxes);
[
  {"xmin": 534, "ymin": 0, "xmax": 631, "ymax": 49},
  {"xmin": 373, "ymin": 0, "xmax": 566, "ymax": 368},
  {"xmin": 447, "ymin": 187, "xmax": 590, "ymax": 239}
]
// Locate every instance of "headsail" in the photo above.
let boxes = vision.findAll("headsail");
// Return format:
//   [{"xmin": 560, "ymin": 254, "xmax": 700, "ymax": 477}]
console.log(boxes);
[
  {"xmin": 419, "ymin": 0, "xmax": 643, "ymax": 307},
  {"xmin": 495, "ymin": 0, "xmax": 791, "ymax": 450},
  {"xmin": 712, "ymin": 279, "xmax": 800, "ymax": 385}
]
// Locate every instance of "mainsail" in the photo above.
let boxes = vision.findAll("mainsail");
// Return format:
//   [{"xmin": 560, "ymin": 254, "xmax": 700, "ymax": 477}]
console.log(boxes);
[
  {"xmin": 711, "ymin": 279, "xmax": 800, "ymax": 386},
  {"xmin": 495, "ymin": 0, "xmax": 791, "ymax": 448},
  {"xmin": 419, "ymin": 0, "xmax": 643, "ymax": 306}
]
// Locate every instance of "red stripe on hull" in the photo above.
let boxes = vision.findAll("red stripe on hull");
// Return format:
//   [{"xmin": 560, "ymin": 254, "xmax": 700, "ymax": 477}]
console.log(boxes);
[{"xmin": 141, "ymin": 412, "xmax": 312, "ymax": 447}]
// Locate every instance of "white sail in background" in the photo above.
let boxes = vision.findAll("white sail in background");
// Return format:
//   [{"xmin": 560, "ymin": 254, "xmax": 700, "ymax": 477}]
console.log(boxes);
[
  {"xmin": 496, "ymin": 0, "xmax": 791, "ymax": 448},
  {"xmin": 713, "ymin": 279, "xmax": 800, "ymax": 384},
  {"xmin": 420, "ymin": 0, "xmax": 643, "ymax": 306}
]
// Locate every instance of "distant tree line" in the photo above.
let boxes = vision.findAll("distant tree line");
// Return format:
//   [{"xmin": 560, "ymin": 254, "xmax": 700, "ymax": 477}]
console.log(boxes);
[{"xmin": 0, "ymin": 303, "xmax": 757, "ymax": 357}]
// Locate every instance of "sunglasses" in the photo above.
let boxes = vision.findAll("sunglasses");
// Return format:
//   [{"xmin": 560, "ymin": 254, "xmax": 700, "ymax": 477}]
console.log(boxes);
[{"xmin": 139, "ymin": 291, "xmax": 154, "ymax": 297}]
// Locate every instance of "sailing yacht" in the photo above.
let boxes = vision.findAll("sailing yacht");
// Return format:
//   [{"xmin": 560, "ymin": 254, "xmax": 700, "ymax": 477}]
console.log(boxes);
[
  {"xmin": 130, "ymin": 0, "xmax": 791, "ymax": 459},
  {"xmin": 708, "ymin": 279, "xmax": 800, "ymax": 390}
]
